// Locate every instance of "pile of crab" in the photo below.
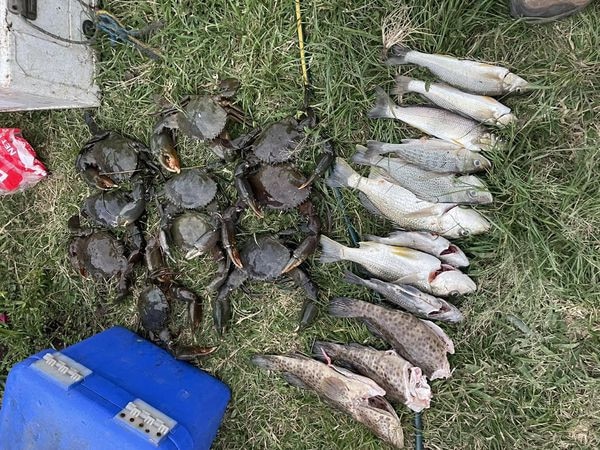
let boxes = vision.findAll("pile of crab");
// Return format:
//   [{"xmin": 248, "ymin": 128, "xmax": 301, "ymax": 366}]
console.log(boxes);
[{"xmin": 68, "ymin": 79, "xmax": 332, "ymax": 357}]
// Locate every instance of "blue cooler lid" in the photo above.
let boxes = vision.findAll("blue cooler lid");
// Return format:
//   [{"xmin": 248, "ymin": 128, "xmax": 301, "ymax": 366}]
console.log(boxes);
[{"xmin": 0, "ymin": 327, "xmax": 230, "ymax": 450}]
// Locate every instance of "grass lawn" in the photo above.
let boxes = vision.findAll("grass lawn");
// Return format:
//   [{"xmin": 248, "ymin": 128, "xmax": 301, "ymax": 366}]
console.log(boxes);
[{"xmin": 1, "ymin": 1, "xmax": 599, "ymax": 449}]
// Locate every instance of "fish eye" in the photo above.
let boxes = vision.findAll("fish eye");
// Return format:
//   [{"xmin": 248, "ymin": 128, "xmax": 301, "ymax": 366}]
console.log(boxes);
[
  {"xmin": 473, "ymin": 159, "xmax": 481, "ymax": 167},
  {"xmin": 459, "ymin": 229, "xmax": 469, "ymax": 237},
  {"xmin": 449, "ymin": 290, "xmax": 460, "ymax": 297},
  {"xmin": 468, "ymin": 189, "xmax": 477, "ymax": 198},
  {"xmin": 515, "ymin": 87, "xmax": 522, "ymax": 93}
]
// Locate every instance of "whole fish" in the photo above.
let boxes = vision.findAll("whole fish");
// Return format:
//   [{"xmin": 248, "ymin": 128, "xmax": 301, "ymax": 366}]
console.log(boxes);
[
  {"xmin": 386, "ymin": 46, "xmax": 530, "ymax": 96},
  {"xmin": 328, "ymin": 297, "xmax": 454, "ymax": 380},
  {"xmin": 364, "ymin": 230, "xmax": 469, "ymax": 267},
  {"xmin": 353, "ymin": 146, "xmax": 493, "ymax": 205},
  {"xmin": 320, "ymin": 235, "xmax": 476, "ymax": 296},
  {"xmin": 366, "ymin": 139, "xmax": 491, "ymax": 174},
  {"xmin": 326, "ymin": 157, "xmax": 490, "ymax": 238},
  {"xmin": 394, "ymin": 75, "xmax": 516, "ymax": 127},
  {"xmin": 368, "ymin": 88, "xmax": 497, "ymax": 152},
  {"xmin": 312, "ymin": 341, "xmax": 432, "ymax": 412},
  {"xmin": 343, "ymin": 271, "xmax": 464, "ymax": 323},
  {"xmin": 252, "ymin": 354, "xmax": 404, "ymax": 448}
]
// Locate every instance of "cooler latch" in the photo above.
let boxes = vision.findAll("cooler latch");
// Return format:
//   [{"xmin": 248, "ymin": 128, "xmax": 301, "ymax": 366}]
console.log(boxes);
[
  {"xmin": 115, "ymin": 399, "xmax": 177, "ymax": 445},
  {"xmin": 32, "ymin": 352, "xmax": 92, "ymax": 388}
]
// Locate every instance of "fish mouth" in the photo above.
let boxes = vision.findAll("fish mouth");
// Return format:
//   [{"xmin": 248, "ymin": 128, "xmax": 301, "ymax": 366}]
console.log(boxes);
[
  {"xmin": 496, "ymin": 113, "xmax": 517, "ymax": 126},
  {"xmin": 405, "ymin": 367, "xmax": 432, "ymax": 412},
  {"xmin": 367, "ymin": 395, "xmax": 399, "ymax": 417}
]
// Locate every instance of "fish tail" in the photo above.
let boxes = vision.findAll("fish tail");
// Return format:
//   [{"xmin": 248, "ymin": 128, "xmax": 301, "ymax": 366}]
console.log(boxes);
[
  {"xmin": 329, "ymin": 297, "xmax": 362, "ymax": 318},
  {"xmin": 367, "ymin": 87, "xmax": 396, "ymax": 120},
  {"xmin": 385, "ymin": 44, "xmax": 411, "ymax": 65},
  {"xmin": 325, "ymin": 157, "xmax": 359, "ymax": 188},
  {"xmin": 352, "ymin": 145, "xmax": 376, "ymax": 166},
  {"xmin": 393, "ymin": 75, "xmax": 415, "ymax": 98},
  {"xmin": 366, "ymin": 140, "xmax": 389, "ymax": 156},
  {"xmin": 319, "ymin": 235, "xmax": 346, "ymax": 263},
  {"xmin": 342, "ymin": 270, "xmax": 366, "ymax": 287},
  {"xmin": 251, "ymin": 354, "xmax": 279, "ymax": 371}
]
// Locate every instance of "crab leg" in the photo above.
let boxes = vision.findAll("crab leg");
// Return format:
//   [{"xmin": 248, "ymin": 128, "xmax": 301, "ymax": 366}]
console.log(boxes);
[
  {"xmin": 168, "ymin": 285, "xmax": 203, "ymax": 333},
  {"xmin": 219, "ymin": 206, "xmax": 244, "ymax": 269},
  {"xmin": 207, "ymin": 245, "xmax": 231, "ymax": 292},
  {"xmin": 286, "ymin": 267, "xmax": 319, "ymax": 330},
  {"xmin": 213, "ymin": 269, "xmax": 248, "ymax": 335}
]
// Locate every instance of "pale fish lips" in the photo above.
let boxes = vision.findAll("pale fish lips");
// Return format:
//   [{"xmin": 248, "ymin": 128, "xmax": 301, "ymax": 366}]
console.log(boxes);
[
  {"xmin": 441, "ymin": 206, "xmax": 491, "ymax": 238},
  {"xmin": 439, "ymin": 244, "xmax": 470, "ymax": 267}
]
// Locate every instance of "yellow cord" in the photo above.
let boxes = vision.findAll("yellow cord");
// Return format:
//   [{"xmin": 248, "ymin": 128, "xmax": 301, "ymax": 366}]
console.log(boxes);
[{"xmin": 295, "ymin": 0, "xmax": 309, "ymax": 87}]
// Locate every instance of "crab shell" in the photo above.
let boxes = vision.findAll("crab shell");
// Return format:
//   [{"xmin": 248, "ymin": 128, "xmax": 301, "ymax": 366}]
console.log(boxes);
[
  {"xmin": 176, "ymin": 96, "xmax": 228, "ymax": 141},
  {"xmin": 83, "ymin": 189, "xmax": 145, "ymax": 228},
  {"xmin": 138, "ymin": 284, "xmax": 169, "ymax": 333},
  {"xmin": 252, "ymin": 117, "xmax": 304, "ymax": 164},
  {"xmin": 68, "ymin": 231, "xmax": 128, "ymax": 280},
  {"xmin": 77, "ymin": 132, "xmax": 141, "ymax": 186},
  {"xmin": 164, "ymin": 169, "xmax": 218, "ymax": 209},
  {"xmin": 240, "ymin": 235, "xmax": 291, "ymax": 281},
  {"xmin": 169, "ymin": 212, "xmax": 217, "ymax": 255},
  {"xmin": 248, "ymin": 164, "xmax": 310, "ymax": 210}
]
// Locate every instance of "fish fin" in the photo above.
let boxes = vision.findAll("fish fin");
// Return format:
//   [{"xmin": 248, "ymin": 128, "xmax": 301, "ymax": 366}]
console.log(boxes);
[
  {"xmin": 367, "ymin": 87, "xmax": 396, "ymax": 120},
  {"xmin": 322, "ymin": 376, "xmax": 349, "ymax": 398},
  {"xmin": 393, "ymin": 75, "xmax": 415, "ymax": 97},
  {"xmin": 319, "ymin": 235, "xmax": 345, "ymax": 263},
  {"xmin": 362, "ymin": 318, "xmax": 385, "ymax": 340},
  {"xmin": 358, "ymin": 192, "xmax": 384, "ymax": 218},
  {"xmin": 282, "ymin": 372, "xmax": 310, "ymax": 390},
  {"xmin": 329, "ymin": 297, "xmax": 361, "ymax": 318},
  {"xmin": 251, "ymin": 355, "xmax": 278, "ymax": 371},
  {"xmin": 342, "ymin": 270, "xmax": 366, "ymax": 287},
  {"xmin": 368, "ymin": 167, "xmax": 396, "ymax": 184},
  {"xmin": 420, "ymin": 319, "xmax": 455, "ymax": 354},
  {"xmin": 352, "ymin": 145, "xmax": 373, "ymax": 166},
  {"xmin": 384, "ymin": 45, "xmax": 410, "ymax": 65},
  {"xmin": 325, "ymin": 157, "xmax": 357, "ymax": 188},
  {"xmin": 365, "ymin": 140, "xmax": 390, "ymax": 156}
]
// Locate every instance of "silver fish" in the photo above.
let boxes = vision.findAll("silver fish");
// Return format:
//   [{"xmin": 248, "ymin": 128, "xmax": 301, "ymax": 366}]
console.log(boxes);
[
  {"xmin": 353, "ymin": 147, "xmax": 493, "ymax": 205},
  {"xmin": 343, "ymin": 271, "xmax": 465, "ymax": 323},
  {"xmin": 366, "ymin": 139, "xmax": 491, "ymax": 174},
  {"xmin": 312, "ymin": 341, "xmax": 432, "ymax": 412},
  {"xmin": 252, "ymin": 353, "xmax": 404, "ymax": 448},
  {"xmin": 326, "ymin": 157, "xmax": 490, "ymax": 238},
  {"xmin": 364, "ymin": 231, "xmax": 469, "ymax": 267},
  {"xmin": 368, "ymin": 88, "xmax": 497, "ymax": 152},
  {"xmin": 386, "ymin": 46, "xmax": 530, "ymax": 96},
  {"xmin": 328, "ymin": 297, "xmax": 454, "ymax": 380},
  {"xmin": 394, "ymin": 75, "xmax": 516, "ymax": 127},
  {"xmin": 320, "ymin": 235, "xmax": 476, "ymax": 296}
]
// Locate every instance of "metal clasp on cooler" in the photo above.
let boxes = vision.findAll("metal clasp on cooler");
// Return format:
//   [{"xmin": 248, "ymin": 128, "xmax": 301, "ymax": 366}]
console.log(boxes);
[
  {"xmin": 115, "ymin": 399, "xmax": 177, "ymax": 444},
  {"xmin": 32, "ymin": 352, "xmax": 92, "ymax": 388}
]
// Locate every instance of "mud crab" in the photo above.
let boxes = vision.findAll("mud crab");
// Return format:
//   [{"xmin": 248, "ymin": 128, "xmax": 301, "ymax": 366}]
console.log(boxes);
[
  {"xmin": 77, "ymin": 114, "xmax": 149, "ymax": 190},
  {"xmin": 150, "ymin": 79, "xmax": 247, "ymax": 171},
  {"xmin": 213, "ymin": 234, "xmax": 319, "ymax": 335},
  {"xmin": 162, "ymin": 168, "xmax": 218, "ymax": 211},
  {"xmin": 67, "ymin": 215, "xmax": 140, "ymax": 301},
  {"xmin": 137, "ymin": 236, "xmax": 216, "ymax": 359}
]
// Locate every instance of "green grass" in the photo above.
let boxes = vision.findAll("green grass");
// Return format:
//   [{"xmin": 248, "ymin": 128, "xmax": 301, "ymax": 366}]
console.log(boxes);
[{"xmin": 1, "ymin": 1, "xmax": 600, "ymax": 449}]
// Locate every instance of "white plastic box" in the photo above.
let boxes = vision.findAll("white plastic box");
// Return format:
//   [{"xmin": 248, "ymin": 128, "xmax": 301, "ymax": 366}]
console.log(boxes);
[{"xmin": 0, "ymin": 0, "xmax": 100, "ymax": 111}]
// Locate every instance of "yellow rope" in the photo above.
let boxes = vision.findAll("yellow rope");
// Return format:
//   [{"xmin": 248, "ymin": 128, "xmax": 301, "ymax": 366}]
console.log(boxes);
[{"xmin": 295, "ymin": 0, "xmax": 309, "ymax": 87}]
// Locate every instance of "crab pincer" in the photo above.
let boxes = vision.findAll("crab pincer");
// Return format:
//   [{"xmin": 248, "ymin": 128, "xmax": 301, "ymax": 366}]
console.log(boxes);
[
  {"xmin": 234, "ymin": 160, "xmax": 262, "ymax": 217},
  {"xmin": 281, "ymin": 201, "xmax": 321, "ymax": 273},
  {"xmin": 150, "ymin": 119, "xmax": 181, "ymax": 174},
  {"xmin": 219, "ymin": 205, "xmax": 244, "ymax": 269},
  {"xmin": 299, "ymin": 141, "xmax": 335, "ymax": 190}
]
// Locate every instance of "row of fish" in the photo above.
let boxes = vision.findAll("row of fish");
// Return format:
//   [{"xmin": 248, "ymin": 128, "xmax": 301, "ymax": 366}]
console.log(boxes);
[{"xmin": 253, "ymin": 46, "xmax": 531, "ymax": 448}]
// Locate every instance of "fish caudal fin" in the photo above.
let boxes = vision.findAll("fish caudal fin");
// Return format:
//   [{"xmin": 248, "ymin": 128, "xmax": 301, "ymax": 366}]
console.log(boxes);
[
  {"xmin": 319, "ymin": 235, "xmax": 346, "ymax": 263},
  {"xmin": 367, "ymin": 87, "xmax": 396, "ymax": 120},
  {"xmin": 343, "ymin": 270, "xmax": 366, "ymax": 287},
  {"xmin": 366, "ymin": 140, "xmax": 389, "ymax": 156},
  {"xmin": 352, "ymin": 145, "xmax": 376, "ymax": 166},
  {"xmin": 385, "ymin": 44, "xmax": 410, "ymax": 65},
  {"xmin": 329, "ymin": 297, "xmax": 362, "ymax": 318},
  {"xmin": 393, "ymin": 75, "xmax": 415, "ymax": 97},
  {"xmin": 325, "ymin": 157, "xmax": 358, "ymax": 188}
]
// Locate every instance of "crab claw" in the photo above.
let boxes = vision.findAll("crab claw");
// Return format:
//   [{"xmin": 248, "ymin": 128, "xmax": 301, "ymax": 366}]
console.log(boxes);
[
  {"xmin": 298, "ymin": 143, "xmax": 335, "ymax": 189},
  {"xmin": 160, "ymin": 152, "xmax": 181, "ymax": 174},
  {"xmin": 220, "ymin": 206, "xmax": 244, "ymax": 269},
  {"xmin": 281, "ymin": 235, "xmax": 318, "ymax": 274},
  {"xmin": 174, "ymin": 345, "xmax": 218, "ymax": 360},
  {"xmin": 151, "ymin": 125, "xmax": 181, "ymax": 173}
]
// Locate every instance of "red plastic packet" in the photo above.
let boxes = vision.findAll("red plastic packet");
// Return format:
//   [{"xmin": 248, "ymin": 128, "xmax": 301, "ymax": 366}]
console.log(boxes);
[{"xmin": 0, "ymin": 128, "xmax": 48, "ymax": 195}]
